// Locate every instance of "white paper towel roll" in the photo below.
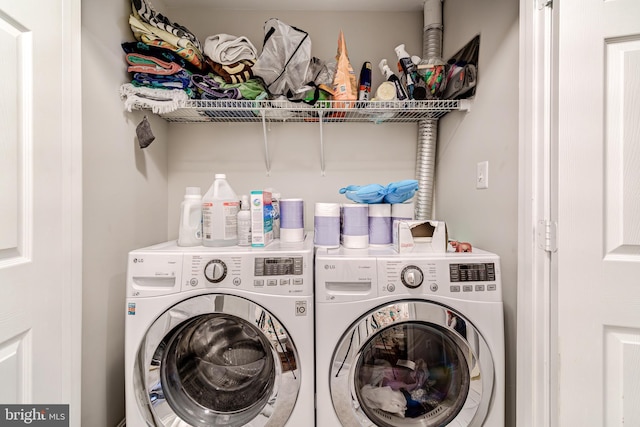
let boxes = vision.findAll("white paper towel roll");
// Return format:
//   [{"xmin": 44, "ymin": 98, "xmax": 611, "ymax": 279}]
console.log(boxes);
[
  {"xmin": 368, "ymin": 203, "xmax": 392, "ymax": 246},
  {"xmin": 391, "ymin": 201, "xmax": 415, "ymax": 222},
  {"xmin": 341, "ymin": 203, "xmax": 369, "ymax": 248},
  {"xmin": 314, "ymin": 203, "xmax": 340, "ymax": 248},
  {"xmin": 280, "ymin": 199, "xmax": 304, "ymax": 242}
]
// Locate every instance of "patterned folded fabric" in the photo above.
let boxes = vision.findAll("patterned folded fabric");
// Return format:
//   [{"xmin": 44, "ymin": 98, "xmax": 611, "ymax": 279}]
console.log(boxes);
[
  {"xmin": 129, "ymin": 13, "xmax": 204, "ymax": 66},
  {"xmin": 206, "ymin": 58, "xmax": 255, "ymax": 84},
  {"xmin": 132, "ymin": 0, "xmax": 202, "ymax": 51},
  {"xmin": 126, "ymin": 53, "xmax": 182, "ymax": 75},
  {"xmin": 121, "ymin": 41, "xmax": 202, "ymax": 74},
  {"xmin": 191, "ymin": 74, "xmax": 242, "ymax": 100},
  {"xmin": 206, "ymin": 75, "xmax": 266, "ymax": 100},
  {"xmin": 144, "ymin": 39, "xmax": 205, "ymax": 72},
  {"xmin": 119, "ymin": 83, "xmax": 189, "ymax": 114},
  {"xmin": 133, "ymin": 69, "xmax": 192, "ymax": 89}
]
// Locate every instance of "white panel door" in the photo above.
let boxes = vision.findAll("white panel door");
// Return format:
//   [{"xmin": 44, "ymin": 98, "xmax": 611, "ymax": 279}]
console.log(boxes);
[
  {"xmin": 557, "ymin": 0, "xmax": 640, "ymax": 425},
  {"xmin": 0, "ymin": 0, "xmax": 81, "ymax": 421}
]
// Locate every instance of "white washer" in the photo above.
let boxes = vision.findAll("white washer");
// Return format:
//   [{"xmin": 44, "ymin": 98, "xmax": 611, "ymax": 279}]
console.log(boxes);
[
  {"xmin": 315, "ymin": 246, "xmax": 504, "ymax": 427},
  {"xmin": 125, "ymin": 237, "xmax": 314, "ymax": 427}
]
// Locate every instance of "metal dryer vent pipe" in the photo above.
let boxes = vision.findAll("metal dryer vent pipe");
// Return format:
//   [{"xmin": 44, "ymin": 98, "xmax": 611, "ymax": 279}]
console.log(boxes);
[{"xmin": 415, "ymin": 0, "xmax": 443, "ymax": 220}]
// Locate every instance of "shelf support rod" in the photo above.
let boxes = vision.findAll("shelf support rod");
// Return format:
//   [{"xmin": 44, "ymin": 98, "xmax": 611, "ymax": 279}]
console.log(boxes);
[
  {"xmin": 318, "ymin": 111, "xmax": 325, "ymax": 176},
  {"xmin": 260, "ymin": 111, "xmax": 271, "ymax": 176}
]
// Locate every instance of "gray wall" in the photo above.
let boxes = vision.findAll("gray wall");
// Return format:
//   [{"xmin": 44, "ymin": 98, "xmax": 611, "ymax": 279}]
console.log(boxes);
[
  {"xmin": 81, "ymin": 0, "xmax": 169, "ymax": 425},
  {"xmin": 438, "ymin": 1, "xmax": 519, "ymax": 426},
  {"xmin": 81, "ymin": 1, "xmax": 518, "ymax": 426}
]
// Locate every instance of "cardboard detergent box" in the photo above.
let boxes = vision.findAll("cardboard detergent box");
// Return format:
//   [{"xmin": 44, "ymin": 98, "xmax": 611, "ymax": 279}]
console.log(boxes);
[
  {"xmin": 250, "ymin": 190, "xmax": 274, "ymax": 247},
  {"xmin": 393, "ymin": 220, "xmax": 448, "ymax": 253}
]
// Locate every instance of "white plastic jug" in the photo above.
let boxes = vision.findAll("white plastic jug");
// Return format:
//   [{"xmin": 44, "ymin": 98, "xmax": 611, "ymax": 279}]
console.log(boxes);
[
  {"xmin": 177, "ymin": 187, "xmax": 202, "ymax": 247},
  {"xmin": 202, "ymin": 174, "xmax": 239, "ymax": 247}
]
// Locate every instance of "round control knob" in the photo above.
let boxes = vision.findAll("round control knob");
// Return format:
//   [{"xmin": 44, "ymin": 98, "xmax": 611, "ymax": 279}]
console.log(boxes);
[
  {"xmin": 204, "ymin": 259, "xmax": 227, "ymax": 283},
  {"xmin": 401, "ymin": 265, "xmax": 424, "ymax": 289}
]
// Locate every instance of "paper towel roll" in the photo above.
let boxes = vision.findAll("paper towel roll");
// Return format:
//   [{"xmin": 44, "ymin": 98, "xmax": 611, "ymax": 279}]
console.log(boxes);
[
  {"xmin": 341, "ymin": 203, "xmax": 369, "ymax": 248},
  {"xmin": 314, "ymin": 203, "xmax": 340, "ymax": 248},
  {"xmin": 392, "ymin": 201, "xmax": 415, "ymax": 223},
  {"xmin": 280, "ymin": 199, "xmax": 304, "ymax": 242},
  {"xmin": 368, "ymin": 203, "xmax": 392, "ymax": 246}
]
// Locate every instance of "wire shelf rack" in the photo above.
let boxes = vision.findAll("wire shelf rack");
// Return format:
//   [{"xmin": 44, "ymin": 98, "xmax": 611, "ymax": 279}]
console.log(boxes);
[{"xmin": 158, "ymin": 99, "xmax": 470, "ymax": 123}]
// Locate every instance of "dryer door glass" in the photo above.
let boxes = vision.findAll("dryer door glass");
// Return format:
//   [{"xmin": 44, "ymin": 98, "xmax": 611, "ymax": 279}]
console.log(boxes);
[
  {"xmin": 330, "ymin": 300, "xmax": 493, "ymax": 427},
  {"xmin": 354, "ymin": 322, "xmax": 469, "ymax": 426}
]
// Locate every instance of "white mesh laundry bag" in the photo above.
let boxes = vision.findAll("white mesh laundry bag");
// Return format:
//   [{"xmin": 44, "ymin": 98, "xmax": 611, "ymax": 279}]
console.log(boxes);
[{"xmin": 252, "ymin": 18, "xmax": 313, "ymax": 98}]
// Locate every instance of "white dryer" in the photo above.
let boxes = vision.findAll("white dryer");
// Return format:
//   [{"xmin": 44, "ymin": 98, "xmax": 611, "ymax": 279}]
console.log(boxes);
[
  {"xmin": 125, "ymin": 237, "xmax": 314, "ymax": 427},
  {"xmin": 315, "ymin": 246, "xmax": 504, "ymax": 427}
]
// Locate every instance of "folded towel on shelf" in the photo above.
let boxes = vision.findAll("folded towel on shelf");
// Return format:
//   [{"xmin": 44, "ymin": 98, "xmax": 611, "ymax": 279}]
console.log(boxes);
[
  {"xmin": 126, "ymin": 52, "xmax": 183, "ymax": 75},
  {"xmin": 191, "ymin": 74, "xmax": 242, "ymax": 100},
  {"xmin": 144, "ymin": 39, "xmax": 205, "ymax": 72},
  {"xmin": 209, "ymin": 75, "xmax": 266, "ymax": 100},
  {"xmin": 132, "ymin": 69, "xmax": 192, "ymax": 89},
  {"xmin": 204, "ymin": 33, "xmax": 258, "ymax": 65},
  {"xmin": 131, "ymin": 0, "xmax": 202, "ymax": 51},
  {"xmin": 122, "ymin": 41, "xmax": 202, "ymax": 74},
  {"xmin": 206, "ymin": 58, "xmax": 255, "ymax": 84},
  {"xmin": 119, "ymin": 82, "xmax": 189, "ymax": 114},
  {"xmin": 129, "ymin": 13, "xmax": 204, "ymax": 66}
]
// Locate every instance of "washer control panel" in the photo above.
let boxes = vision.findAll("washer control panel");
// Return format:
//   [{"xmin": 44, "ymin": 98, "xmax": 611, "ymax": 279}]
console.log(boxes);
[
  {"xmin": 182, "ymin": 251, "xmax": 312, "ymax": 296},
  {"xmin": 255, "ymin": 256, "xmax": 304, "ymax": 276}
]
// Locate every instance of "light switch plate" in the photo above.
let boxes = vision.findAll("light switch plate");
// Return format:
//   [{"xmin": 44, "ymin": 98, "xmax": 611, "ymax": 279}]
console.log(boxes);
[{"xmin": 477, "ymin": 161, "xmax": 489, "ymax": 189}]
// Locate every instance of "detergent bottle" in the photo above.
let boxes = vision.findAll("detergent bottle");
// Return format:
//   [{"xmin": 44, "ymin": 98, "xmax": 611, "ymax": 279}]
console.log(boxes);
[
  {"xmin": 177, "ymin": 187, "xmax": 202, "ymax": 247},
  {"xmin": 202, "ymin": 174, "xmax": 239, "ymax": 247}
]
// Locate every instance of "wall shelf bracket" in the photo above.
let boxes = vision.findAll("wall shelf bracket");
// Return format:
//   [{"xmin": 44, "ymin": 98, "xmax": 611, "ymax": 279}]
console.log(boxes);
[
  {"xmin": 260, "ymin": 111, "xmax": 271, "ymax": 176},
  {"xmin": 318, "ymin": 111, "xmax": 326, "ymax": 176}
]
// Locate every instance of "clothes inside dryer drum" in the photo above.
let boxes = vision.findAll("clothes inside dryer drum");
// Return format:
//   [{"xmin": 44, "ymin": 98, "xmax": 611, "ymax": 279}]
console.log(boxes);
[
  {"xmin": 160, "ymin": 313, "xmax": 276, "ymax": 427},
  {"xmin": 353, "ymin": 322, "xmax": 471, "ymax": 426}
]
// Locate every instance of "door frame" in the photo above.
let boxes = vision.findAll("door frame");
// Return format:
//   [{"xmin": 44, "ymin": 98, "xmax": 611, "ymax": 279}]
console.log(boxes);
[
  {"xmin": 517, "ymin": 0, "xmax": 557, "ymax": 426},
  {"xmin": 61, "ymin": 0, "xmax": 82, "ymax": 422}
]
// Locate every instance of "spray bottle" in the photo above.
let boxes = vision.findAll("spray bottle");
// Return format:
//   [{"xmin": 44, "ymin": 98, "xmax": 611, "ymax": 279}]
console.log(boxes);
[
  {"xmin": 395, "ymin": 44, "xmax": 423, "ymax": 100},
  {"xmin": 237, "ymin": 194, "xmax": 251, "ymax": 246},
  {"xmin": 378, "ymin": 59, "xmax": 408, "ymax": 101}
]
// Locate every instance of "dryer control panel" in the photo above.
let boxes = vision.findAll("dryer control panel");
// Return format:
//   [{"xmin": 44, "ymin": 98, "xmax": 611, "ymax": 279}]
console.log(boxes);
[
  {"xmin": 314, "ymin": 246, "xmax": 502, "ymax": 304},
  {"xmin": 449, "ymin": 262, "xmax": 496, "ymax": 282},
  {"xmin": 377, "ymin": 256, "xmax": 502, "ymax": 302}
]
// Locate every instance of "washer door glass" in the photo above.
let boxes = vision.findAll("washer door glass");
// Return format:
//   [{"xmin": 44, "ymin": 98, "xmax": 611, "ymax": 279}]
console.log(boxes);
[
  {"xmin": 330, "ymin": 301, "xmax": 493, "ymax": 427},
  {"xmin": 134, "ymin": 294, "xmax": 300, "ymax": 427},
  {"xmin": 162, "ymin": 313, "xmax": 275, "ymax": 421}
]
